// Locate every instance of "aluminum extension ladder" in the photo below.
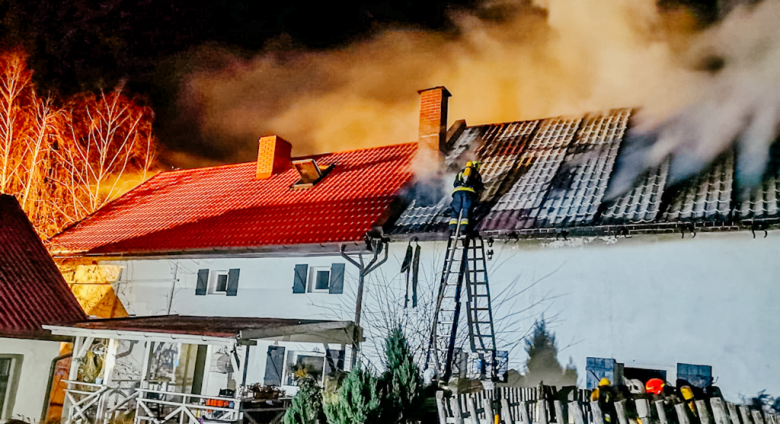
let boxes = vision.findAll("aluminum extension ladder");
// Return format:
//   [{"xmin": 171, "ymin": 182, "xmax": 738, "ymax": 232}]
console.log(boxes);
[{"xmin": 426, "ymin": 211, "xmax": 498, "ymax": 382}]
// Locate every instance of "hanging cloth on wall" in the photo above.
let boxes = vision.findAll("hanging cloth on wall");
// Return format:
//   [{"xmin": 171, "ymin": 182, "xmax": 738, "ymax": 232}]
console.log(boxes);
[
  {"xmin": 412, "ymin": 243, "xmax": 420, "ymax": 308},
  {"xmin": 400, "ymin": 238, "xmax": 421, "ymax": 309},
  {"xmin": 401, "ymin": 242, "xmax": 413, "ymax": 308}
]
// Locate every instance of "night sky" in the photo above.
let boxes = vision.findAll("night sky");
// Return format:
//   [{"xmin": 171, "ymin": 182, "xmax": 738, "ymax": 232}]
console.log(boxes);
[{"xmin": 0, "ymin": 0, "xmax": 719, "ymax": 167}]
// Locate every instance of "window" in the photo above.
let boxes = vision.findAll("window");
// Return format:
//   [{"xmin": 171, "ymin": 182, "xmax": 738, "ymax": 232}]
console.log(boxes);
[
  {"xmin": 210, "ymin": 270, "xmax": 229, "ymax": 294},
  {"xmin": 0, "ymin": 358, "xmax": 10, "ymax": 418},
  {"xmin": 309, "ymin": 267, "xmax": 330, "ymax": 293},
  {"xmin": 0, "ymin": 356, "xmax": 21, "ymax": 420},
  {"xmin": 195, "ymin": 269, "xmax": 240, "ymax": 297},
  {"xmin": 284, "ymin": 351, "xmax": 326, "ymax": 386},
  {"xmin": 279, "ymin": 348, "xmax": 344, "ymax": 387},
  {"xmin": 292, "ymin": 264, "xmax": 345, "ymax": 294}
]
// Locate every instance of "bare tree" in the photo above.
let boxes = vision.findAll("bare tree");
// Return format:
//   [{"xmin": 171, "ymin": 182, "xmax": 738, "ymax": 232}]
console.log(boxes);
[
  {"xmin": 0, "ymin": 49, "xmax": 33, "ymax": 194},
  {"xmin": 320, "ymin": 241, "xmax": 564, "ymax": 377},
  {"xmin": 0, "ymin": 48, "xmax": 157, "ymax": 237}
]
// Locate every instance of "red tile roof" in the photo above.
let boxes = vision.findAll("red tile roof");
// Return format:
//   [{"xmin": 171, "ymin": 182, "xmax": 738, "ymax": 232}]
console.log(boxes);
[
  {"xmin": 0, "ymin": 195, "xmax": 86, "ymax": 339},
  {"xmin": 49, "ymin": 143, "xmax": 417, "ymax": 255}
]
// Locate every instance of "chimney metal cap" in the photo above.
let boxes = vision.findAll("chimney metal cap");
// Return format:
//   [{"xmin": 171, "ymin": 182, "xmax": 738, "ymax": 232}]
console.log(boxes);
[{"xmin": 417, "ymin": 86, "xmax": 452, "ymax": 97}]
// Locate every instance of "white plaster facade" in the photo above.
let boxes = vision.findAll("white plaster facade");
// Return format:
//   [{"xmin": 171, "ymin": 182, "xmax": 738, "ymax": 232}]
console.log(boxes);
[
  {"xmin": 93, "ymin": 229, "xmax": 780, "ymax": 401},
  {"xmin": 0, "ymin": 338, "xmax": 62, "ymax": 422}
]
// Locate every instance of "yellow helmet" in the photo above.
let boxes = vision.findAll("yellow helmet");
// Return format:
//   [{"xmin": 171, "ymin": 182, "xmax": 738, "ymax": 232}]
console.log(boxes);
[
  {"xmin": 465, "ymin": 160, "xmax": 481, "ymax": 171},
  {"xmin": 680, "ymin": 385, "xmax": 694, "ymax": 401},
  {"xmin": 598, "ymin": 377, "xmax": 611, "ymax": 387}
]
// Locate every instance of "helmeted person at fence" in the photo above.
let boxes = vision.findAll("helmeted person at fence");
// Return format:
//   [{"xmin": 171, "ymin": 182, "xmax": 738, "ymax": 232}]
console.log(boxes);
[{"xmin": 449, "ymin": 160, "xmax": 484, "ymax": 234}]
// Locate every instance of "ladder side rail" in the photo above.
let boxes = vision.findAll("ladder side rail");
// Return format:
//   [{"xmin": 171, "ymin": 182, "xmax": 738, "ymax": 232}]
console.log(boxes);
[
  {"xmin": 443, "ymin": 235, "xmax": 469, "ymax": 381},
  {"xmin": 467, "ymin": 237, "xmax": 489, "ymax": 352},
  {"xmin": 475, "ymin": 236, "xmax": 499, "ymax": 378},
  {"xmin": 426, "ymin": 234, "xmax": 456, "ymax": 371}
]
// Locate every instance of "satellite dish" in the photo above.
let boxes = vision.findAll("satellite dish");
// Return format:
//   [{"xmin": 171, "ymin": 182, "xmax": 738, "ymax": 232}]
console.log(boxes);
[{"xmin": 216, "ymin": 353, "xmax": 234, "ymax": 374}]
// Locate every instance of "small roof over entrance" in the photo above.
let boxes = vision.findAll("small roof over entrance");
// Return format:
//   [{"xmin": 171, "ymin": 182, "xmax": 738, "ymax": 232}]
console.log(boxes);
[{"xmin": 44, "ymin": 315, "xmax": 360, "ymax": 346}]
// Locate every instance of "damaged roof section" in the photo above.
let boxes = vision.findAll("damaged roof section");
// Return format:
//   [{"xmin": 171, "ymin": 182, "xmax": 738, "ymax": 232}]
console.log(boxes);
[{"xmin": 393, "ymin": 108, "xmax": 780, "ymax": 236}]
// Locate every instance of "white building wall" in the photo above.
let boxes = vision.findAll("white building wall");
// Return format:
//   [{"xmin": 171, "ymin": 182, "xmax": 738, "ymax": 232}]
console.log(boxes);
[
  {"xmin": 111, "ymin": 256, "xmax": 358, "ymax": 321},
  {"xmin": 104, "ymin": 230, "xmax": 780, "ymax": 401},
  {"xmin": 0, "ymin": 338, "xmax": 62, "ymax": 422}
]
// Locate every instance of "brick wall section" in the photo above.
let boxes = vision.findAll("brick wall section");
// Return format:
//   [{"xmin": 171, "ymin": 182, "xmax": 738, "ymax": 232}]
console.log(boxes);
[
  {"xmin": 257, "ymin": 135, "xmax": 292, "ymax": 179},
  {"xmin": 418, "ymin": 86, "xmax": 451, "ymax": 154}
]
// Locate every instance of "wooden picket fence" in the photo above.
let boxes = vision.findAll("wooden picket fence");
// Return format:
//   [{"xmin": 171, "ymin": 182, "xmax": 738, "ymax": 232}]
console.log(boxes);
[{"xmin": 435, "ymin": 387, "xmax": 780, "ymax": 424}]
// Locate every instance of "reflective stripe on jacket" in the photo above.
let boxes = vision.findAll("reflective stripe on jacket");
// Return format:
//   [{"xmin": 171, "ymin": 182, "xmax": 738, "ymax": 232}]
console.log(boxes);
[{"xmin": 452, "ymin": 166, "xmax": 483, "ymax": 195}]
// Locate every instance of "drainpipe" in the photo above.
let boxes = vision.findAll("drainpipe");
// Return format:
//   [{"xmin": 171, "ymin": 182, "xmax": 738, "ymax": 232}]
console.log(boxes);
[
  {"xmin": 41, "ymin": 352, "xmax": 72, "ymax": 424},
  {"xmin": 166, "ymin": 263, "xmax": 180, "ymax": 315},
  {"xmin": 340, "ymin": 237, "xmax": 388, "ymax": 369}
]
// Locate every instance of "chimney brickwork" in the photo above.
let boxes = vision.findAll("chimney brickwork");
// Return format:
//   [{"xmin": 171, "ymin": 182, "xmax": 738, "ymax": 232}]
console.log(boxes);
[
  {"xmin": 257, "ymin": 135, "xmax": 292, "ymax": 179},
  {"xmin": 418, "ymin": 86, "xmax": 451, "ymax": 156}
]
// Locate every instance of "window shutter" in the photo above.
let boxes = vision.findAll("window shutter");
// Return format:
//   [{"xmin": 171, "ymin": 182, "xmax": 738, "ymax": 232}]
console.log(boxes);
[
  {"xmin": 226, "ymin": 269, "xmax": 240, "ymax": 296},
  {"xmin": 196, "ymin": 269, "xmax": 209, "ymax": 296},
  {"xmin": 293, "ymin": 264, "xmax": 308, "ymax": 294},
  {"xmin": 263, "ymin": 346, "xmax": 286, "ymax": 386},
  {"xmin": 329, "ymin": 263, "xmax": 345, "ymax": 294}
]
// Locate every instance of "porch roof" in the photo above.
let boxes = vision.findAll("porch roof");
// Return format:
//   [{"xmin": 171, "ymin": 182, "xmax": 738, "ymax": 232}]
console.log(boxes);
[{"xmin": 43, "ymin": 315, "xmax": 359, "ymax": 346}]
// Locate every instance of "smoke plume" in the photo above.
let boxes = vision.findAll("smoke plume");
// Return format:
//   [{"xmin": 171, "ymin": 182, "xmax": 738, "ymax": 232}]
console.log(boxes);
[{"xmin": 171, "ymin": 0, "xmax": 780, "ymax": 194}]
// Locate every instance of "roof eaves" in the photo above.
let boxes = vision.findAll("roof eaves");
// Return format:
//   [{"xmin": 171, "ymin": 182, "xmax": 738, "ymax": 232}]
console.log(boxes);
[{"xmin": 53, "ymin": 240, "xmax": 375, "ymax": 260}]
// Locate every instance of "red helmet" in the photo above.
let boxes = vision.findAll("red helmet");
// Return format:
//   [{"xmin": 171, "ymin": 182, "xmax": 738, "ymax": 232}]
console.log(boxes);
[{"xmin": 645, "ymin": 378, "xmax": 665, "ymax": 395}]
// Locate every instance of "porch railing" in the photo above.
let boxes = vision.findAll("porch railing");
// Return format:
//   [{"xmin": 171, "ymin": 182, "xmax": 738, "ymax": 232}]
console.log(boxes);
[
  {"xmin": 64, "ymin": 380, "xmax": 139, "ymax": 424},
  {"xmin": 133, "ymin": 388, "xmax": 241, "ymax": 424}
]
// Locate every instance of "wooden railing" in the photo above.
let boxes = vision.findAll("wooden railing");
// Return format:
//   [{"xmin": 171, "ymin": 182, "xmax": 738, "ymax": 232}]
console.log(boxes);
[
  {"xmin": 435, "ymin": 387, "xmax": 780, "ymax": 424},
  {"xmin": 133, "ymin": 388, "xmax": 241, "ymax": 424},
  {"xmin": 64, "ymin": 380, "xmax": 139, "ymax": 424}
]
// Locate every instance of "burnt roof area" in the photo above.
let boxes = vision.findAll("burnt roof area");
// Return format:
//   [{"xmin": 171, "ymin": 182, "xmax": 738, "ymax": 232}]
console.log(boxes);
[
  {"xmin": 392, "ymin": 109, "xmax": 780, "ymax": 239},
  {"xmin": 0, "ymin": 195, "xmax": 86, "ymax": 340}
]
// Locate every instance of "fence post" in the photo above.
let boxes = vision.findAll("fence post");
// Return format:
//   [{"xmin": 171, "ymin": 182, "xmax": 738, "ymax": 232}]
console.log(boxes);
[
  {"xmin": 636, "ymin": 398, "xmax": 656, "ymax": 424},
  {"xmin": 655, "ymin": 400, "xmax": 669, "ymax": 424},
  {"xmin": 485, "ymin": 396, "xmax": 495, "ymax": 424},
  {"xmin": 752, "ymin": 410, "xmax": 766, "ymax": 424},
  {"xmin": 502, "ymin": 398, "xmax": 514, "ymax": 424},
  {"xmin": 451, "ymin": 395, "xmax": 465, "ymax": 424},
  {"xmin": 569, "ymin": 401, "xmax": 584, "ymax": 424},
  {"xmin": 739, "ymin": 406, "xmax": 753, "ymax": 424},
  {"xmin": 539, "ymin": 400, "xmax": 549, "ymax": 424},
  {"xmin": 520, "ymin": 401, "xmax": 532, "ymax": 424},
  {"xmin": 675, "ymin": 403, "xmax": 692, "ymax": 424},
  {"xmin": 590, "ymin": 401, "xmax": 605, "ymax": 424},
  {"xmin": 696, "ymin": 400, "xmax": 712, "ymax": 424},
  {"xmin": 614, "ymin": 400, "xmax": 629, "ymax": 424},
  {"xmin": 468, "ymin": 395, "xmax": 481, "ymax": 424},
  {"xmin": 436, "ymin": 391, "xmax": 449, "ymax": 424},
  {"xmin": 554, "ymin": 400, "xmax": 565, "ymax": 424},
  {"xmin": 710, "ymin": 398, "xmax": 730, "ymax": 424},
  {"xmin": 727, "ymin": 403, "xmax": 742, "ymax": 424}
]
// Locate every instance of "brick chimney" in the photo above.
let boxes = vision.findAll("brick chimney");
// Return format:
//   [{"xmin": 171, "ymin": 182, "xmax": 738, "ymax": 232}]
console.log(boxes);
[
  {"xmin": 418, "ymin": 86, "xmax": 451, "ymax": 159},
  {"xmin": 256, "ymin": 135, "xmax": 292, "ymax": 179}
]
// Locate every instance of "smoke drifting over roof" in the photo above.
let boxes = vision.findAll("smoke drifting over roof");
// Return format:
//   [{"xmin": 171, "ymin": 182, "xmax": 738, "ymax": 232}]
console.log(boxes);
[{"xmin": 171, "ymin": 0, "xmax": 779, "ymax": 195}]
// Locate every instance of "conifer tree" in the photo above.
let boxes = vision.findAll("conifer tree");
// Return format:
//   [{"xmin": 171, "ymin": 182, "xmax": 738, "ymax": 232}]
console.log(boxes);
[
  {"xmin": 323, "ymin": 367, "xmax": 386, "ymax": 424},
  {"xmin": 282, "ymin": 377, "xmax": 325, "ymax": 424},
  {"xmin": 383, "ymin": 327, "xmax": 425, "ymax": 424},
  {"xmin": 519, "ymin": 319, "xmax": 577, "ymax": 387}
]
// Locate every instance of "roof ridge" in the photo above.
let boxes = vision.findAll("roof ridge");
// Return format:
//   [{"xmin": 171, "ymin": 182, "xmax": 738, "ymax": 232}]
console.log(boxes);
[
  {"xmin": 152, "ymin": 141, "xmax": 418, "ymax": 176},
  {"xmin": 465, "ymin": 108, "xmax": 635, "ymax": 130}
]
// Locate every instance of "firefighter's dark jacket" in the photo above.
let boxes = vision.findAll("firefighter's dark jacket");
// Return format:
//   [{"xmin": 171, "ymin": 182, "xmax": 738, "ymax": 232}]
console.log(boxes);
[{"xmin": 453, "ymin": 165, "xmax": 484, "ymax": 195}]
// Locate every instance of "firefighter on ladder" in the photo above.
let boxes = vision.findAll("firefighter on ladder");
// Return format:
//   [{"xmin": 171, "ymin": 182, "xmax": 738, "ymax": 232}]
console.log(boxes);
[{"xmin": 449, "ymin": 160, "xmax": 484, "ymax": 235}]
